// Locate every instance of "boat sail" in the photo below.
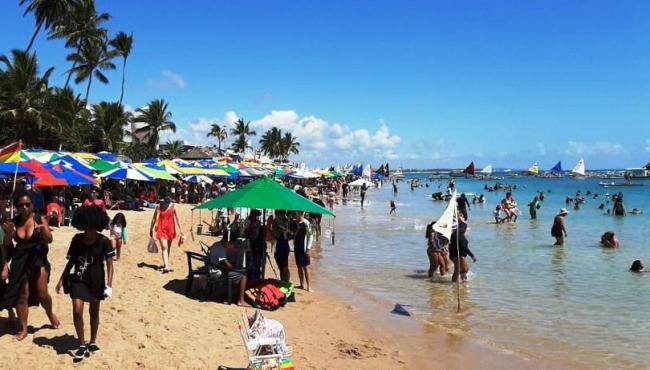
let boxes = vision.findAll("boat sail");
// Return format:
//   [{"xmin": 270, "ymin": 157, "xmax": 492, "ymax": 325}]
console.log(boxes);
[
  {"xmin": 463, "ymin": 162, "xmax": 475, "ymax": 176},
  {"xmin": 527, "ymin": 162, "xmax": 539, "ymax": 175},
  {"xmin": 572, "ymin": 158, "xmax": 586, "ymax": 176},
  {"xmin": 550, "ymin": 161, "xmax": 562, "ymax": 173},
  {"xmin": 480, "ymin": 164, "xmax": 493, "ymax": 175}
]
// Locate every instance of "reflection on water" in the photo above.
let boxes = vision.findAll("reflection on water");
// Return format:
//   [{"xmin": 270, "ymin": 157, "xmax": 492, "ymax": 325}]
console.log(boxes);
[{"xmin": 318, "ymin": 176, "xmax": 650, "ymax": 369}]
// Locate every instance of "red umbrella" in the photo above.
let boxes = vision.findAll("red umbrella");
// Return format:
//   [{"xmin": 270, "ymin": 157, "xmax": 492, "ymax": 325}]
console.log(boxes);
[{"xmin": 21, "ymin": 160, "xmax": 68, "ymax": 187}]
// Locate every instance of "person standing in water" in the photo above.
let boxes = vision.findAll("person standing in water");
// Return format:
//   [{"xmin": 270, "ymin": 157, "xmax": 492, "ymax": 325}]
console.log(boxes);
[
  {"xmin": 448, "ymin": 226, "xmax": 476, "ymax": 282},
  {"xmin": 389, "ymin": 200, "xmax": 397, "ymax": 215},
  {"xmin": 457, "ymin": 193, "xmax": 471, "ymax": 220},
  {"xmin": 360, "ymin": 183, "xmax": 367, "ymax": 208},
  {"xmin": 528, "ymin": 196, "xmax": 541, "ymax": 219},
  {"xmin": 551, "ymin": 208, "xmax": 569, "ymax": 246}
]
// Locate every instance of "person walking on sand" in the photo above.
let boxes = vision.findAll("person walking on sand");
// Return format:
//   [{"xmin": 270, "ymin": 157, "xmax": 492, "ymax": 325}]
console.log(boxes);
[
  {"xmin": 56, "ymin": 206, "xmax": 115, "ymax": 362},
  {"xmin": 149, "ymin": 197, "xmax": 183, "ymax": 273},
  {"xmin": 109, "ymin": 213, "xmax": 127, "ymax": 260},
  {"xmin": 551, "ymin": 208, "xmax": 569, "ymax": 246},
  {"xmin": 389, "ymin": 200, "xmax": 397, "ymax": 215},
  {"xmin": 0, "ymin": 192, "xmax": 60, "ymax": 341},
  {"xmin": 291, "ymin": 211, "xmax": 313, "ymax": 291}
]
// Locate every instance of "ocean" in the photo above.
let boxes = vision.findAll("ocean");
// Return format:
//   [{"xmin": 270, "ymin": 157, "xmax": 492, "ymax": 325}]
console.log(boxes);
[{"xmin": 317, "ymin": 175, "xmax": 650, "ymax": 369}]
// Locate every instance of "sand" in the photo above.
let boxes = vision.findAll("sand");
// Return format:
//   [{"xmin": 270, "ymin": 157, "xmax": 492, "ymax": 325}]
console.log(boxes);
[{"xmin": 0, "ymin": 204, "xmax": 573, "ymax": 369}]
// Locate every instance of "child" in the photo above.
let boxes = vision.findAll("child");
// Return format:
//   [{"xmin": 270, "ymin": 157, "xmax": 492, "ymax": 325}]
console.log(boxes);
[
  {"xmin": 56, "ymin": 206, "xmax": 115, "ymax": 362},
  {"xmin": 389, "ymin": 200, "xmax": 397, "ymax": 215},
  {"xmin": 109, "ymin": 213, "xmax": 127, "ymax": 260},
  {"xmin": 493, "ymin": 204, "xmax": 505, "ymax": 223}
]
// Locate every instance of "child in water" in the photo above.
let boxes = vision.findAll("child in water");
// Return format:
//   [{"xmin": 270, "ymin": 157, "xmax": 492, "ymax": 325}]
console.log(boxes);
[
  {"xmin": 389, "ymin": 200, "xmax": 396, "ymax": 215},
  {"xmin": 109, "ymin": 213, "xmax": 127, "ymax": 260}
]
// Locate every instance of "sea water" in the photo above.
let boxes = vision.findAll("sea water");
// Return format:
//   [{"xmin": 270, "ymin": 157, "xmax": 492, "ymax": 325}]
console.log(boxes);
[{"xmin": 317, "ymin": 175, "xmax": 650, "ymax": 369}]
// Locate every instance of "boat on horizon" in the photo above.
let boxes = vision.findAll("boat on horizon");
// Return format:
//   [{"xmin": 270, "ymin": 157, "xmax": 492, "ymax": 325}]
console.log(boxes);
[{"xmin": 571, "ymin": 158, "xmax": 586, "ymax": 178}]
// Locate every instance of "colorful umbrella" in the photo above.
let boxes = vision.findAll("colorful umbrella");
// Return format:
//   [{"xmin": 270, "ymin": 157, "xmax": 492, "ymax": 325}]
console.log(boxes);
[{"xmin": 99, "ymin": 167, "xmax": 153, "ymax": 182}]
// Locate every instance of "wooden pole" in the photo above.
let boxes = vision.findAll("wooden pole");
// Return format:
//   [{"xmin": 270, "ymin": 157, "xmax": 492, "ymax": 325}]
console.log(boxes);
[{"xmin": 10, "ymin": 141, "xmax": 23, "ymax": 219}]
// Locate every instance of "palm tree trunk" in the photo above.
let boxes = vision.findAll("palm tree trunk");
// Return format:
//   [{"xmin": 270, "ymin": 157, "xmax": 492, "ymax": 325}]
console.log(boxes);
[
  {"xmin": 26, "ymin": 21, "xmax": 43, "ymax": 53},
  {"xmin": 85, "ymin": 72, "xmax": 93, "ymax": 103},
  {"xmin": 64, "ymin": 60, "xmax": 77, "ymax": 89},
  {"xmin": 118, "ymin": 58, "xmax": 127, "ymax": 105}
]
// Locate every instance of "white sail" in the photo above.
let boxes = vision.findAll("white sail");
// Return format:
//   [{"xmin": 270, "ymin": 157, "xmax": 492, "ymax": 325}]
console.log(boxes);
[
  {"xmin": 572, "ymin": 158, "xmax": 586, "ymax": 176},
  {"xmin": 480, "ymin": 165, "xmax": 493, "ymax": 174},
  {"xmin": 432, "ymin": 191, "xmax": 458, "ymax": 241}
]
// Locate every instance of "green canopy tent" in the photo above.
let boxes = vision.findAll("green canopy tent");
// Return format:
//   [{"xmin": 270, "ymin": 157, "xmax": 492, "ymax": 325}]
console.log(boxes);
[{"xmin": 194, "ymin": 176, "xmax": 334, "ymax": 216}]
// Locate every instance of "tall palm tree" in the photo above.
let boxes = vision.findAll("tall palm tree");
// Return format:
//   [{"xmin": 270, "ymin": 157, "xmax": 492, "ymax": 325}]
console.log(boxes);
[
  {"xmin": 229, "ymin": 118, "xmax": 256, "ymax": 153},
  {"xmin": 20, "ymin": 0, "xmax": 73, "ymax": 52},
  {"xmin": 90, "ymin": 101, "xmax": 132, "ymax": 152},
  {"xmin": 279, "ymin": 132, "xmax": 300, "ymax": 161},
  {"xmin": 109, "ymin": 31, "xmax": 133, "ymax": 105},
  {"xmin": 133, "ymin": 99, "xmax": 176, "ymax": 149},
  {"xmin": 46, "ymin": 86, "xmax": 89, "ymax": 150},
  {"xmin": 0, "ymin": 49, "xmax": 54, "ymax": 144},
  {"xmin": 207, "ymin": 123, "xmax": 228, "ymax": 151},
  {"xmin": 163, "ymin": 140, "xmax": 182, "ymax": 159},
  {"xmin": 67, "ymin": 39, "xmax": 116, "ymax": 102},
  {"xmin": 48, "ymin": 0, "xmax": 110, "ymax": 88},
  {"xmin": 259, "ymin": 126, "xmax": 282, "ymax": 159}
]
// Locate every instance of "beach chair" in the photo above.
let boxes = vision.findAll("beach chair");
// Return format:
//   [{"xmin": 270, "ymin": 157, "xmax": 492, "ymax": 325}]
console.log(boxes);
[
  {"xmin": 239, "ymin": 310, "xmax": 293, "ymax": 370},
  {"xmin": 185, "ymin": 241, "xmax": 246, "ymax": 304},
  {"xmin": 184, "ymin": 250, "xmax": 209, "ymax": 295}
]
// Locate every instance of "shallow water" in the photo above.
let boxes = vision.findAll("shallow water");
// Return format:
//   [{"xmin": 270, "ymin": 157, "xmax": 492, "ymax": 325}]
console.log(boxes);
[{"xmin": 317, "ymin": 176, "xmax": 650, "ymax": 369}]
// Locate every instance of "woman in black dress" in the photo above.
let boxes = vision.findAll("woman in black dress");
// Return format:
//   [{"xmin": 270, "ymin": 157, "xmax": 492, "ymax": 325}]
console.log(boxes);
[
  {"xmin": 0, "ymin": 192, "xmax": 59, "ymax": 340},
  {"xmin": 56, "ymin": 206, "xmax": 115, "ymax": 361}
]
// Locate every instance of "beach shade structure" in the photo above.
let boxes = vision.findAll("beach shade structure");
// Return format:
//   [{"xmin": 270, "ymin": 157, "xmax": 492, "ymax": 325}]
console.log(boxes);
[
  {"xmin": 135, "ymin": 164, "xmax": 177, "ymax": 181},
  {"xmin": 183, "ymin": 175, "xmax": 213, "ymax": 184},
  {"xmin": 286, "ymin": 169, "xmax": 319, "ymax": 179},
  {"xmin": 21, "ymin": 160, "xmax": 68, "ymax": 187},
  {"xmin": 194, "ymin": 177, "xmax": 334, "ymax": 216},
  {"xmin": 0, "ymin": 162, "xmax": 30, "ymax": 175},
  {"xmin": 73, "ymin": 152, "xmax": 100, "ymax": 161},
  {"xmin": 96, "ymin": 151, "xmax": 119, "ymax": 162},
  {"xmin": 50, "ymin": 155, "xmax": 95, "ymax": 175},
  {"xmin": 46, "ymin": 163, "xmax": 96, "ymax": 186},
  {"xmin": 347, "ymin": 178, "xmax": 374, "ymax": 187},
  {"xmin": 99, "ymin": 166, "xmax": 153, "ymax": 182},
  {"xmin": 90, "ymin": 158, "xmax": 121, "ymax": 173}
]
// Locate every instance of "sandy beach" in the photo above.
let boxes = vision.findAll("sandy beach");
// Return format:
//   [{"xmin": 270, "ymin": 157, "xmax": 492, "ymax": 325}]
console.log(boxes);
[{"xmin": 0, "ymin": 204, "xmax": 574, "ymax": 370}]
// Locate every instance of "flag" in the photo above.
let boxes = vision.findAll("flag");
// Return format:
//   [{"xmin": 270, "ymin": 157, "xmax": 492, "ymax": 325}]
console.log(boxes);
[
  {"xmin": 0, "ymin": 141, "xmax": 21, "ymax": 163},
  {"xmin": 432, "ymin": 191, "xmax": 457, "ymax": 240}
]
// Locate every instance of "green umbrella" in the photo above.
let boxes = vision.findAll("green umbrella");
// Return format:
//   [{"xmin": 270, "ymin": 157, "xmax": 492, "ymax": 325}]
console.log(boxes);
[
  {"xmin": 194, "ymin": 177, "xmax": 334, "ymax": 216},
  {"xmin": 90, "ymin": 158, "xmax": 120, "ymax": 172}
]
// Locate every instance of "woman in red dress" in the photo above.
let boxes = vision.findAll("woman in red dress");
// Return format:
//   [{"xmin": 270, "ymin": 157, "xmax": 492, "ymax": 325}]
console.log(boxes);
[{"xmin": 149, "ymin": 197, "xmax": 183, "ymax": 273}]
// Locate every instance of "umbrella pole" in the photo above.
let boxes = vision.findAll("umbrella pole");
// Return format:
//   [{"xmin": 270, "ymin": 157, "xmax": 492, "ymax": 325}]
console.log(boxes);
[{"xmin": 456, "ymin": 230, "xmax": 461, "ymax": 313}]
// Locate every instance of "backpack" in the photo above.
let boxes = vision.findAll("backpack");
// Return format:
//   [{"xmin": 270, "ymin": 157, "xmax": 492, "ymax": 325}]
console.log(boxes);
[{"xmin": 244, "ymin": 279, "xmax": 287, "ymax": 311}]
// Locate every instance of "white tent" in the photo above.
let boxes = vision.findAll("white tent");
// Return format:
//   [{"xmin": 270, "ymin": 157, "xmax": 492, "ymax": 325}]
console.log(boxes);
[{"xmin": 348, "ymin": 178, "xmax": 374, "ymax": 187}]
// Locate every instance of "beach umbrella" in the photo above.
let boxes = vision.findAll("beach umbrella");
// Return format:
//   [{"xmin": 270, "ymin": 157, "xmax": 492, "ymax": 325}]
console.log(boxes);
[
  {"xmin": 50, "ymin": 155, "xmax": 95, "ymax": 175},
  {"xmin": 0, "ymin": 162, "xmax": 30, "ymax": 174},
  {"xmin": 21, "ymin": 160, "xmax": 68, "ymax": 187},
  {"xmin": 90, "ymin": 158, "xmax": 121, "ymax": 173},
  {"xmin": 135, "ymin": 164, "xmax": 177, "ymax": 181},
  {"xmin": 46, "ymin": 163, "xmax": 96, "ymax": 185},
  {"xmin": 73, "ymin": 152, "xmax": 99, "ymax": 161},
  {"xmin": 194, "ymin": 177, "xmax": 334, "ymax": 216},
  {"xmin": 99, "ymin": 166, "xmax": 153, "ymax": 182},
  {"xmin": 183, "ymin": 175, "xmax": 213, "ymax": 184},
  {"xmin": 96, "ymin": 151, "xmax": 119, "ymax": 162}
]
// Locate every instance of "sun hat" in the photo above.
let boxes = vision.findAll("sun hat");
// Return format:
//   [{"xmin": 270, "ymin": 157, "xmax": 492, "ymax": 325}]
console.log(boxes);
[{"xmin": 559, "ymin": 208, "xmax": 569, "ymax": 215}]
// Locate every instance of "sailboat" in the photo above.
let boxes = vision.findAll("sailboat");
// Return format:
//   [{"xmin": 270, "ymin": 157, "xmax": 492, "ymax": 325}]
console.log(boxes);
[
  {"xmin": 541, "ymin": 161, "xmax": 563, "ymax": 178},
  {"xmin": 550, "ymin": 161, "xmax": 562, "ymax": 173},
  {"xmin": 480, "ymin": 164, "xmax": 493, "ymax": 175},
  {"xmin": 527, "ymin": 162, "xmax": 540, "ymax": 176},
  {"xmin": 571, "ymin": 158, "xmax": 586, "ymax": 178},
  {"xmin": 463, "ymin": 161, "xmax": 475, "ymax": 177}
]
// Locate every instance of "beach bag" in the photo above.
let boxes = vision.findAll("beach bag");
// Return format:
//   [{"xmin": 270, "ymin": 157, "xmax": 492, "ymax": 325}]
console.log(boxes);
[
  {"xmin": 245, "ymin": 279, "xmax": 287, "ymax": 311},
  {"xmin": 147, "ymin": 238, "xmax": 158, "ymax": 253}
]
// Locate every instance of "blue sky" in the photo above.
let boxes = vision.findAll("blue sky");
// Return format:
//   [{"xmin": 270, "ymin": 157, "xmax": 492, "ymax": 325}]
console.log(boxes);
[{"xmin": 2, "ymin": 0, "xmax": 650, "ymax": 169}]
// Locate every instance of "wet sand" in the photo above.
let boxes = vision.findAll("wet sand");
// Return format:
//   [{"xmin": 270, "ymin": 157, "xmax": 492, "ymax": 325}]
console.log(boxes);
[{"xmin": 0, "ymin": 204, "xmax": 573, "ymax": 369}]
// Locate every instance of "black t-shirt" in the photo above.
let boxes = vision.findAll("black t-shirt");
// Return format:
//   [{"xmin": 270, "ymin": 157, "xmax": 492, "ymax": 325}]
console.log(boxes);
[
  {"xmin": 67, "ymin": 233, "xmax": 114, "ymax": 294},
  {"xmin": 449, "ymin": 232, "xmax": 474, "ymax": 259}
]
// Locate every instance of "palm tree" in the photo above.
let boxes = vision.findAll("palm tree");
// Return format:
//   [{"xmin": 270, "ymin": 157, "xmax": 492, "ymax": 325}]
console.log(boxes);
[
  {"xmin": 20, "ymin": 0, "xmax": 72, "ymax": 52},
  {"xmin": 46, "ymin": 86, "xmax": 89, "ymax": 150},
  {"xmin": 259, "ymin": 127, "xmax": 282, "ymax": 159},
  {"xmin": 109, "ymin": 31, "xmax": 133, "ymax": 105},
  {"xmin": 279, "ymin": 132, "xmax": 300, "ymax": 161},
  {"xmin": 48, "ymin": 0, "xmax": 110, "ymax": 88},
  {"xmin": 207, "ymin": 123, "xmax": 228, "ymax": 152},
  {"xmin": 230, "ymin": 118, "xmax": 256, "ymax": 153},
  {"xmin": 163, "ymin": 140, "xmax": 182, "ymax": 159},
  {"xmin": 67, "ymin": 39, "xmax": 116, "ymax": 102},
  {"xmin": 133, "ymin": 99, "xmax": 176, "ymax": 149},
  {"xmin": 0, "ymin": 49, "xmax": 54, "ymax": 145},
  {"xmin": 90, "ymin": 101, "xmax": 132, "ymax": 152}
]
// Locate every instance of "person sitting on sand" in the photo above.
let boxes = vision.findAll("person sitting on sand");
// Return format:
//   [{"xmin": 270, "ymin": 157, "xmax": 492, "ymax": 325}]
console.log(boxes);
[
  {"xmin": 551, "ymin": 208, "xmax": 569, "ymax": 246},
  {"xmin": 56, "ymin": 205, "xmax": 115, "ymax": 362},
  {"xmin": 630, "ymin": 260, "xmax": 645, "ymax": 273},
  {"xmin": 208, "ymin": 239, "xmax": 250, "ymax": 306},
  {"xmin": 448, "ymin": 226, "xmax": 477, "ymax": 282},
  {"xmin": 600, "ymin": 231, "xmax": 619, "ymax": 248}
]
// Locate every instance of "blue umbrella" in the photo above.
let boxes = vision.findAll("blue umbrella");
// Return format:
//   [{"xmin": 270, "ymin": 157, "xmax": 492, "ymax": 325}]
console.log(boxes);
[
  {"xmin": 46, "ymin": 163, "xmax": 96, "ymax": 185},
  {"xmin": 96, "ymin": 151, "xmax": 119, "ymax": 162},
  {"xmin": 0, "ymin": 162, "xmax": 30, "ymax": 174},
  {"xmin": 51, "ymin": 155, "xmax": 95, "ymax": 175},
  {"xmin": 99, "ymin": 167, "xmax": 153, "ymax": 182}
]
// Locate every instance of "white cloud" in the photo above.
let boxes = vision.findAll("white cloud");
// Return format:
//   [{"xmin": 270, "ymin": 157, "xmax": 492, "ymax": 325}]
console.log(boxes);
[
  {"xmin": 564, "ymin": 141, "xmax": 626, "ymax": 156},
  {"xmin": 189, "ymin": 118, "xmax": 212, "ymax": 133},
  {"xmin": 147, "ymin": 69, "xmax": 186, "ymax": 90}
]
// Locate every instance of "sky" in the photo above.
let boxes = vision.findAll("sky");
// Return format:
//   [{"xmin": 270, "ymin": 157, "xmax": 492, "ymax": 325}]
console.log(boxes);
[{"xmin": 2, "ymin": 0, "xmax": 650, "ymax": 169}]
